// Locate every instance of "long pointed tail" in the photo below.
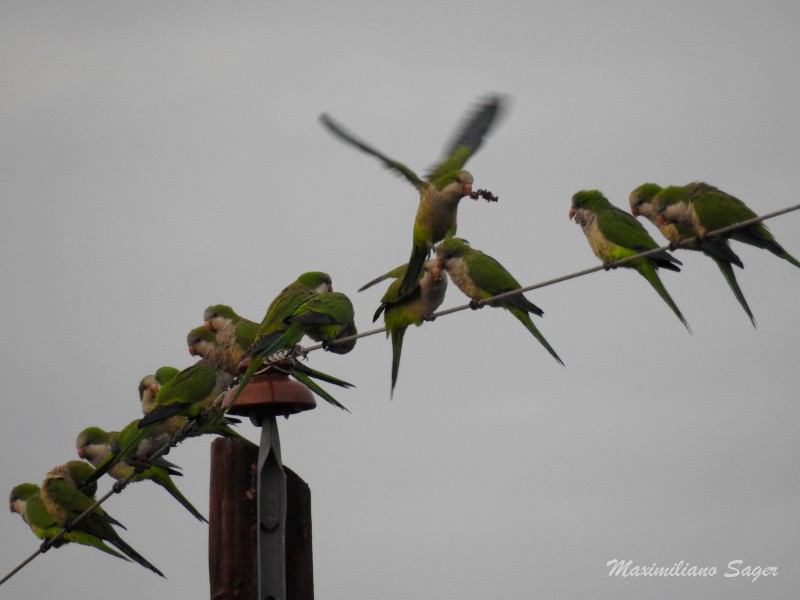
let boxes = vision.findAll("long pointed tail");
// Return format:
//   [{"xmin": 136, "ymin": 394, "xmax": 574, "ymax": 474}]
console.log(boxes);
[
  {"xmin": 733, "ymin": 225, "xmax": 800, "ymax": 269},
  {"xmin": 65, "ymin": 530, "xmax": 131, "ymax": 562},
  {"xmin": 636, "ymin": 261, "xmax": 692, "ymax": 333},
  {"xmin": 289, "ymin": 369, "xmax": 349, "ymax": 411},
  {"xmin": 510, "ymin": 308, "xmax": 564, "ymax": 365},
  {"xmin": 152, "ymin": 468, "xmax": 208, "ymax": 523},
  {"xmin": 711, "ymin": 257, "xmax": 756, "ymax": 327},
  {"xmin": 108, "ymin": 532, "xmax": 165, "ymax": 577},
  {"xmin": 390, "ymin": 326, "xmax": 408, "ymax": 397},
  {"xmin": 397, "ymin": 244, "xmax": 427, "ymax": 299}
]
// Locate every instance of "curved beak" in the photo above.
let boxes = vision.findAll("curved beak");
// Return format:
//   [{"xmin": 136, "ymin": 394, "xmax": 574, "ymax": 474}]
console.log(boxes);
[
  {"xmin": 203, "ymin": 320, "xmax": 214, "ymax": 331},
  {"xmin": 464, "ymin": 183, "xmax": 473, "ymax": 196},
  {"xmin": 631, "ymin": 206, "xmax": 639, "ymax": 217},
  {"xmin": 568, "ymin": 207, "xmax": 576, "ymax": 220}
]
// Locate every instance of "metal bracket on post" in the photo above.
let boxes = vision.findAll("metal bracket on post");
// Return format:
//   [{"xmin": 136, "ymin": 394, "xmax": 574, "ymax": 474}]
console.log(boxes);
[
  {"xmin": 255, "ymin": 415, "xmax": 286, "ymax": 600},
  {"xmin": 225, "ymin": 359, "xmax": 316, "ymax": 600}
]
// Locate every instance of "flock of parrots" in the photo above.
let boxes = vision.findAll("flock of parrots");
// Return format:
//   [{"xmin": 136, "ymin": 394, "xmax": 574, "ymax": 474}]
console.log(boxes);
[{"xmin": 9, "ymin": 95, "xmax": 800, "ymax": 577}]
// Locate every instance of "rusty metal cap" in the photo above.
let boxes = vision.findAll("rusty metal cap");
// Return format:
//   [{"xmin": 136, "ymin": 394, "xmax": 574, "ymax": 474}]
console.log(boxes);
[{"xmin": 223, "ymin": 358, "xmax": 316, "ymax": 419}]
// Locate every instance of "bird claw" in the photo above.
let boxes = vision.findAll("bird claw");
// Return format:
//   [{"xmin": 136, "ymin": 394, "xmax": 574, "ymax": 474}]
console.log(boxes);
[
  {"xmin": 603, "ymin": 259, "xmax": 617, "ymax": 271},
  {"xmin": 469, "ymin": 298, "xmax": 484, "ymax": 310},
  {"xmin": 423, "ymin": 313, "xmax": 437, "ymax": 322}
]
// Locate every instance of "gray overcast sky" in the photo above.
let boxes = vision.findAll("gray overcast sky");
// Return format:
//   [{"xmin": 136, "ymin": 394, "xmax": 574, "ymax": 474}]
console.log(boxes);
[{"xmin": 2, "ymin": 1, "xmax": 799, "ymax": 598}]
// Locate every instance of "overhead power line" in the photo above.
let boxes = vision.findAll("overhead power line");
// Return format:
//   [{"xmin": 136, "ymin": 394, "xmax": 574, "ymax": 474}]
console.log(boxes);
[{"xmin": 3, "ymin": 201, "xmax": 798, "ymax": 586}]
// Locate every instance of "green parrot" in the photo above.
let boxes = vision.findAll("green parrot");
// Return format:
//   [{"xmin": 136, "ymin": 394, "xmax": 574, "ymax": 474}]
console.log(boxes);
[
  {"xmin": 138, "ymin": 366, "xmax": 180, "ymax": 415},
  {"xmin": 188, "ymin": 326, "xmax": 240, "ymax": 376},
  {"xmin": 248, "ymin": 292, "xmax": 356, "ymax": 359},
  {"xmin": 372, "ymin": 258, "xmax": 448, "ymax": 396},
  {"xmin": 435, "ymin": 238, "xmax": 564, "ymax": 364},
  {"xmin": 232, "ymin": 272, "xmax": 355, "ymax": 409},
  {"xmin": 320, "ymin": 96, "xmax": 504, "ymax": 298},
  {"xmin": 630, "ymin": 183, "xmax": 756, "ymax": 326},
  {"xmin": 76, "ymin": 426, "xmax": 207, "ymax": 523},
  {"xmin": 570, "ymin": 190, "xmax": 691, "ymax": 331},
  {"xmin": 85, "ymin": 360, "xmax": 240, "ymax": 488},
  {"xmin": 9, "ymin": 483, "xmax": 130, "ymax": 561},
  {"xmin": 40, "ymin": 461, "xmax": 164, "ymax": 576},
  {"xmin": 202, "ymin": 304, "xmax": 260, "ymax": 374},
  {"xmin": 198, "ymin": 306, "xmax": 355, "ymax": 410},
  {"xmin": 139, "ymin": 358, "xmax": 234, "ymax": 427},
  {"xmin": 648, "ymin": 181, "xmax": 800, "ymax": 268}
]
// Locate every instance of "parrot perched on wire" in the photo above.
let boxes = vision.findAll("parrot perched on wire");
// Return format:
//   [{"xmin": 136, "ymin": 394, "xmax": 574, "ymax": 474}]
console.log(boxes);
[
  {"xmin": 435, "ymin": 238, "xmax": 564, "ymax": 364},
  {"xmin": 196, "ymin": 307, "xmax": 355, "ymax": 411},
  {"xmin": 138, "ymin": 366, "xmax": 180, "ymax": 415},
  {"xmin": 371, "ymin": 259, "xmax": 449, "ymax": 396},
  {"xmin": 570, "ymin": 189, "xmax": 690, "ymax": 332},
  {"xmin": 630, "ymin": 183, "xmax": 756, "ymax": 326},
  {"xmin": 202, "ymin": 304, "xmax": 260, "ymax": 373},
  {"xmin": 76, "ymin": 426, "xmax": 207, "ymax": 522},
  {"xmin": 40, "ymin": 461, "xmax": 165, "ymax": 576},
  {"xmin": 320, "ymin": 95, "xmax": 505, "ymax": 299},
  {"xmin": 231, "ymin": 272, "xmax": 354, "ymax": 410},
  {"xmin": 646, "ymin": 181, "xmax": 800, "ymax": 269},
  {"xmin": 84, "ymin": 360, "xmax": 240, "ymax": 488},
  {"xmin": 9, "ymin": 482, "xmax": 130, "ymax": 561}
]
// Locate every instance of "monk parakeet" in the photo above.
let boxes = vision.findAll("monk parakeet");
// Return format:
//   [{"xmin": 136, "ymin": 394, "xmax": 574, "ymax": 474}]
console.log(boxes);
[
  {"xmin": 138, "ymin": 366, "xmax": 180, "ymax": 415},
  {"xmin": 435, "ymin": 238, "xmax": 564, "ymax": 364},
  {"xmin": 76, "ymin": 426, "xmax": 207, "ymax": 523},
  {"xmin": 570, "ymin": 190, "xmax": 691, "ymax": 331},
  {"xmin": 248, "ymin": 291, "xmax": 356, "ymax": 360},
  {"xmin": 630, "ymin": 183, "xmax": 756, "ymax": 326},
  {"xmin": 320, "ymin": 96, "xmax": 504, "ymax": 299},
  {"xmin": 85, "ymin": 360, "xmax": 240, "ymax": 487},
  {"xmin": 202, "ymin": 304, "xmax": 260, "ymax": 374},
  {"xmin": 40, "ymin": 461, "xmax": 164, "ymax": 576},
  {"xmin": 9, "ymin": 483, "xmax": 130, "ymax": 561},
  {"xmin": 198, "ymin": 307, "xmax": 355, "ymax": 410},
  {"xmin": 648, "ymin": 181, "xmax": 800, "ymax": 269},
  {"xmin": 232, "ymin": 272, "xmax": 354, "ymax": 409},
  {"xmin": 372, "ymin": 259, "xmax": 448, "ymax": 396}
]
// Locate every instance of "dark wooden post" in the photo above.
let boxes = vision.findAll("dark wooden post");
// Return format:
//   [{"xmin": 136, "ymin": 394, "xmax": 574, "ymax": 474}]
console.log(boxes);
[{"xmin": 209, "ymin": 365, "xmax": 316, "ymax": 600}]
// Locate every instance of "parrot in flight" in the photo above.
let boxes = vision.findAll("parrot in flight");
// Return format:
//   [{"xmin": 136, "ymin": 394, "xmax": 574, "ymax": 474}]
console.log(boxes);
[
  {"xmin": 630, "ymin": 183, "xmax": 756, "ymax": 326},
  {"xmin": 570, "ymin": 189, "xmax": 690, "ymax": 331},
  {"xmin": 76, "ymin": 426, "xmax": 207, "ymax": 522},
  {"xmin": 371, "ymin": 258, "xmax": 449, "ymax": 396},
  {"xmin": 646, "ymin": 181, "xmax": 800, "ymax": 269},
  {"xmin": 320, "ymin": 95, "xmax": 505, "ymax": 299},
  {"xmin": 435, "ymin": 238, "xmax": 564, "ymax": 364},
  {"xmin": 40, "ymin": 461, "xmax": 165, "ymax": 576},
  {"xmin": 9, "ymin": 482, "xmax": 130, "ymax": 561}
]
